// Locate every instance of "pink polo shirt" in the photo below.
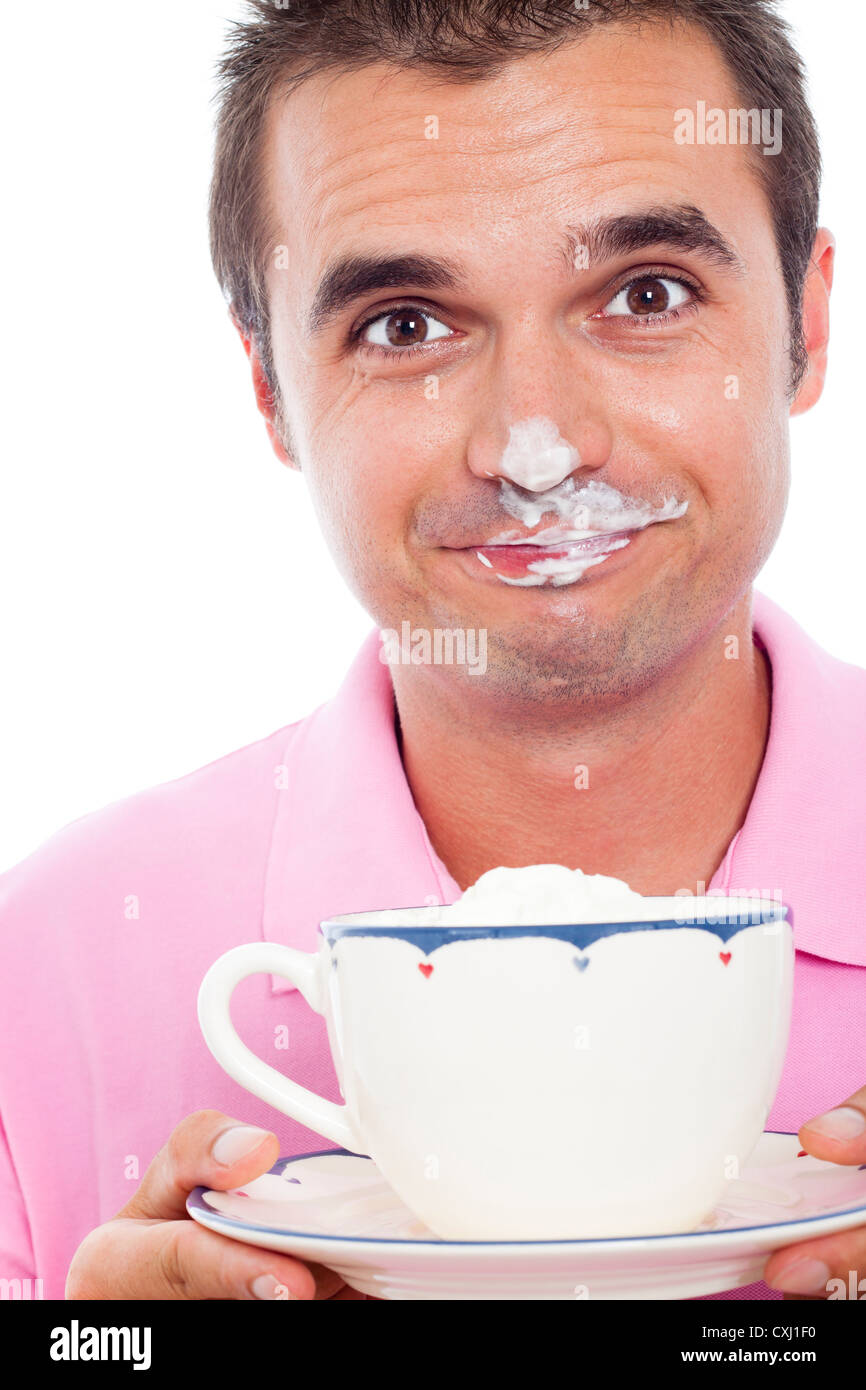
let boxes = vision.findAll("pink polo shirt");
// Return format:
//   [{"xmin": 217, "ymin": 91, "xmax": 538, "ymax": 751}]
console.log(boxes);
[{"xmin": 1, "ymin": 588, "xmax": 864, "ymax": 1300}]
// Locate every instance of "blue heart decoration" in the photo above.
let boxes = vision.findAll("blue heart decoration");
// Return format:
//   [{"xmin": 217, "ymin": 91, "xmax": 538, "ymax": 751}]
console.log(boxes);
[{"xmin": 573, "ymin": 953, "xmax": 590, "ymax": 972}]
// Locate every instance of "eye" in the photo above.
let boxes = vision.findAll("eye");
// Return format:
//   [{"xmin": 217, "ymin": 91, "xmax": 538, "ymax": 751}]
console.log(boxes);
[
  {"xmin": 599, "ymin": 275, "xmax": 694, "ymax": 319},
  {"xmin": 358, "ymin": 305, "xmax": 453, "ymax": 353}
]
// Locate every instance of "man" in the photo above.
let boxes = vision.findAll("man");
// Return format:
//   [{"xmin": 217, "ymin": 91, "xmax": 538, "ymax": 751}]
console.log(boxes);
[{"xmin": 1, "ymin": 0, "xmax": 864, "ymax": 1303}]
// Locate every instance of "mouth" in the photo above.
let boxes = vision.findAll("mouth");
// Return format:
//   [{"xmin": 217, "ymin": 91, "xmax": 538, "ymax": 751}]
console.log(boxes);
[{"xmin": 468, "ymin": 529, "xmax": 639, "ymax": 586}]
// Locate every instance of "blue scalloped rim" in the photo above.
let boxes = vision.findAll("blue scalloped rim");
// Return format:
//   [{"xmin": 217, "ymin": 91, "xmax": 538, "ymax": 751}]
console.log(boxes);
[
  {"xmin": 320, "ymin": 903, "xmax": 790, "ymax": 954},
  {"xmin": 186, "ymin": 1133, "xmax": 866, "ymax": 1247}
]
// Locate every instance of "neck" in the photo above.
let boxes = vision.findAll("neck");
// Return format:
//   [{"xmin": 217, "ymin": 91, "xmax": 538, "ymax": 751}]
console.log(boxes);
[{"xmin": 391, "ymin": 592, "xmax": 771, "ymax": 896}]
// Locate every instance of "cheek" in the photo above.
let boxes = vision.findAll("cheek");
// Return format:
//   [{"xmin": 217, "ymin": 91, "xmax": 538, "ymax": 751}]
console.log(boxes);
[
  {"xmin": 614, "ymin": 370, "xmax": 789, "ymax": 544},
  {"xmin": 299, "ymin": 387, "xmax": 438, "ymax": 593}
]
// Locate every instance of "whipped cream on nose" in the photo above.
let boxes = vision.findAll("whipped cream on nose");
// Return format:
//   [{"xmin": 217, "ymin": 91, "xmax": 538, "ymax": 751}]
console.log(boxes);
[{"xmin": 497, "ymin": 417, "xmax": 580, "ymax": 492}]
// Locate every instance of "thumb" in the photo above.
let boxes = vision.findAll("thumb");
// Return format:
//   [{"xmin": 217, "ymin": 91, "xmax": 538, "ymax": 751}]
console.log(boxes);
[
  {"xmin": 118, "ymin": 1110, "xmax": 280, "ymax": 1221},
  {"xmin": 798, "ymin": 1085, "xmax": 866, "ymax": 1161}
]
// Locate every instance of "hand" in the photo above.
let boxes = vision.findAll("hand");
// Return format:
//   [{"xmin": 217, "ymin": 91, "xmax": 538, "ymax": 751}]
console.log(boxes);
[
  {"xmin": 763, "ymin": 1086, "xmax": 866, "ymax": 1300},
  {"xmin": 65, "ymin": 1109, "xmax": 374, "ymax": 1300}
]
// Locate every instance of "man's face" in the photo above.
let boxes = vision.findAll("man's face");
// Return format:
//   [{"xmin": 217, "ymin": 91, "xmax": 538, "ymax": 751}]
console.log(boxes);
[{"xmin": 261, "ymin": 22, "xmax": 801, "ymax": 702}]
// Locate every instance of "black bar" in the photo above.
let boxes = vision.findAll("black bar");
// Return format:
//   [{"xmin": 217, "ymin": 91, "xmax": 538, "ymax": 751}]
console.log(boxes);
[{"xmin": 1, "ymin": 1295, "xmax": 858, "ymax": 1376}]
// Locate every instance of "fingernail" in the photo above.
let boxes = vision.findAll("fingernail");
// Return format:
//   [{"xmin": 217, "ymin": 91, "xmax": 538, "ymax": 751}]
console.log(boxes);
[
  {"xmin": 211, "ymin": 1125, "xmax": 271, "ymax": 1165},
  {"xmin": 803, "ymin": 1106, "xmax": 866, "ymax": 1141},
  {"xmin": 252, "ymin": 1273, "xmax": 295, "ymax": 1300},
  {"xmin": 768, "ymin": 1258, "xmax": 831, "ymax": 1295}
]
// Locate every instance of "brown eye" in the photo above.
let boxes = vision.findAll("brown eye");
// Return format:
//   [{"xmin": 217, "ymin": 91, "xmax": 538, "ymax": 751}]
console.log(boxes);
[
  {"xmin": 625, "ymin": 277, "xmax": 671, "ymax": 315},
  {"xmin": 384, "ymin": 311, "xmax": 428, "ymax": 346},
  {"xmin": 360, "ymin": 306, "xmax": 452, "ymax": 352},
  {"xmin": 601, "ymin": 275, "xmax": 692, "ymax": 320}
]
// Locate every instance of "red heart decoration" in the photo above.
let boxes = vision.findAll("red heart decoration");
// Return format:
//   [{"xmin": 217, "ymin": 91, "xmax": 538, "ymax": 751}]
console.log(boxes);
[
  {"xmin": 797, "ymin": 1150, "xmax": 807, "ymax": 1157},
  {"xmin": 418, "ymin": 962, "xmax": 434, "ymax": 978},
  {"xmin": 719, "ymin": 952, "xmax": 732, "ymax": 966}
]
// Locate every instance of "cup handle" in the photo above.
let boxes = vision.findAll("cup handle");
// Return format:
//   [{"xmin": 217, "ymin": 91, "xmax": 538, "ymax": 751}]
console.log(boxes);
[{"xmin": 197, "ymin": 941, "xmax": 368, "ymax": 1155}]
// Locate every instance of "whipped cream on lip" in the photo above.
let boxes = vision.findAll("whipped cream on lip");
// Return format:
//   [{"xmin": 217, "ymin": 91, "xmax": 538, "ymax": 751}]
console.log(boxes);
[
  {"xmin": 473, "ymin": 480, "xmax": 689, "ymax": 588},
  {"xmin": 475, "ymin": 532, "xmax": 634, "ymax": 586}
]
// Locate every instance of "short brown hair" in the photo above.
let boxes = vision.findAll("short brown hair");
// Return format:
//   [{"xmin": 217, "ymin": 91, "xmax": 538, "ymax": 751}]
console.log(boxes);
[{"xmin": 210, "ymin": 0, "xmax": 821, "ymax": 401}]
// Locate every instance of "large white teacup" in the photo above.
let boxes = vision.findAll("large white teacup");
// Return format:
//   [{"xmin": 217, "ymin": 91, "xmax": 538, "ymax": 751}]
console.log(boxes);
[{"xmin": 197, "ymin": 896, "xmax": 793, "ymax": 1240}]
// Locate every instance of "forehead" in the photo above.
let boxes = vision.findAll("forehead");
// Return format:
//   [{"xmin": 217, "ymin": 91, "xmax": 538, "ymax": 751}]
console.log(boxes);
[{"xmin": 262, "ymin": 21, "xmax": 768, "ymax": 294}]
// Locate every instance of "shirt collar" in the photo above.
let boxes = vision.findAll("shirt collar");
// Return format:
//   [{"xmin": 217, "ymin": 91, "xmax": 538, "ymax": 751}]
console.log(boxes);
[{"xmin": 262, "ymin": 589, "xmax": 866, "ymax": 992}]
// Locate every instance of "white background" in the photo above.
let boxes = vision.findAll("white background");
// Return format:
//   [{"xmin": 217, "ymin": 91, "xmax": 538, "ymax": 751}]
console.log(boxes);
[{"xmin": 1, "ymin": 0, "xmax": 862, "ymax": 872}]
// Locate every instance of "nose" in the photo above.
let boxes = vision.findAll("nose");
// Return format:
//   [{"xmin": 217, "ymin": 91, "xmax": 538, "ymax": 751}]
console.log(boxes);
[
  {"xmin": 496, "ymin": 416, "xmax": 579, "ymax": 492},
  {"xmin": 465, "ymin": 315, "xmax": 613, "ymax": 488}
]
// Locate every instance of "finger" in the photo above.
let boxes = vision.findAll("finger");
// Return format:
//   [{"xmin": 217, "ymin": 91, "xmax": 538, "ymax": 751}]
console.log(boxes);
[
  {"xmin": 763, "ymin": 1226, "xmax": 866, "ymax": 1298},
  {"xmin": 303, "ymin": 1260, "xmax": 352, "ymax": 1300},
  {"xmin": 117, "ymin": 1110, "xmax": 280, "ymax": 1221},
  {"xmin": 798, "ymin": 1085, "xmax": 866, "ymax": 1162},
  {"xmin": 66, "ymin": 1216, "xmax": 319, "ymax": 1301}
]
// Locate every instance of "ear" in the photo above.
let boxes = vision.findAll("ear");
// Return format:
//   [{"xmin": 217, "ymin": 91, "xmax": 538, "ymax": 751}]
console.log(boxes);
[
  {"xmin": 230, "ymin": 309, "xmax": 297, "ymax": 469},
  {"xmin": 790, "ymin": 229, "xmax": 835, "ymax": 417}
]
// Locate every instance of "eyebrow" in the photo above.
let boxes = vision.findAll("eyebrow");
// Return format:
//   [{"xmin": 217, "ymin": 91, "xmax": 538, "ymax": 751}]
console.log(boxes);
[
  {"xmin": 306, "ymin": 204, "xmax": 744, "ymax": 335},
  {"xmin": 560, "ymin": 205, "xmax": 745, "ymax": 276},
  {"xmin": 307, "ymin": 253, "xmax": 469, "ymax": 336}
]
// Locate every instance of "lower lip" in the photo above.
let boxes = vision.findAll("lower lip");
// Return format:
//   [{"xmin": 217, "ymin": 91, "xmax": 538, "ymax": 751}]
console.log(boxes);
[{"xmin": 470, "ymin": 530, "xmax": 639, "ymax": 581}]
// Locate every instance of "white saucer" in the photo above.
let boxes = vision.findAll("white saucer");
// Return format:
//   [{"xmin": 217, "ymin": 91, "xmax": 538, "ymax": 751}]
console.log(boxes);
[{"xmin": 187, "ymin": 1132, "xmax": 866, "ymax": 1300}]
